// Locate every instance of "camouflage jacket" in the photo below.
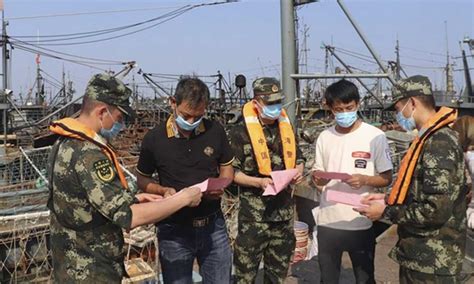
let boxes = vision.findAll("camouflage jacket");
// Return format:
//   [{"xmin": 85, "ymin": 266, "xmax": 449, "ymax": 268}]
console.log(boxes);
[
  {"xmin": 383, "ymin": 126, "xmax": 467, "ymax": 275},
  {"xmin": 48, "ymin": 137, "xmax": 136, "ymax": 283},
  {"xmin": 229, "ymin": 120, "xmax": 304, "ymax": 222}
]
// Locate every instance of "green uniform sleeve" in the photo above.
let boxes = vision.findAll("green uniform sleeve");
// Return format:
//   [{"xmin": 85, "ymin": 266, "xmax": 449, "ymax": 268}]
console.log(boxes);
[
  {"xmin": 75, "ymin": 144, "xmax": 135, "ymax": 229},
  {"xmin": 229, "ymin": 125, "xmax": 245, "ymax": 172},
  {"xmin": 383, "ymin": 133, "xmax": 461, "ymax": 227},
  {"xmin": 295, "ymin": 137, "xmax": 305, "ymax": 165}
]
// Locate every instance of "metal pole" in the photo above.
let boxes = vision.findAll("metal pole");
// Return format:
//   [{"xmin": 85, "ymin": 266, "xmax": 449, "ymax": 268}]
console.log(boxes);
[
  {"xmin": 34, "ymin": 94, "xmax": 84, "ymax": 125},
  {"xmin": 337, "ymin": 0, "xmax": 396, "ymax": 86},
  {"xmin": 280, "ymin": 0, "xmax": 298, "ymax": 129},
  {"xmin": 290, "ymin": 73, "xmax": 390, "ymax": 79},
  {"xmin": 462, "ymin": 49, "xmax": 473, "ymax": 98},
  {"xmin": 395, "ymin": 39, "xmax": 401, "ymax": 80},
  {"xmin": 326, "ymin": 46, "xmax": 384, "ymax": 108},
  {"xmin": 6, "ymin": 95, "xmax": 40, "ymax": 131},
  {"xmin": 2, "ymin": 11, "xmax": 6, "ymax": 91},
  {"xmin": 2, "ymin": 12, "xmax": 7, "ymax": 153}
]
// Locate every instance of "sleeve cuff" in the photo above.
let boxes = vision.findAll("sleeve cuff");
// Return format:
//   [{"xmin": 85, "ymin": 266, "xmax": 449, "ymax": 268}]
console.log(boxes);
[
  {"xmin": 382, "ymin": 205, "xmax": 399, "ymax": 222},
  {"xmin": 378, "ymin": 166, "xmax": 394, "ymax": 174},
  {"xmin": 136, "ymin": 168, "xmax": 153, "ymax": 177},
  {"xmin": 220, "ymin": 157, "xmax": 235, "ymax": 166},
  {"xmin": 112, "ymin": 195, "xmax": 135, "ymax": 230}
]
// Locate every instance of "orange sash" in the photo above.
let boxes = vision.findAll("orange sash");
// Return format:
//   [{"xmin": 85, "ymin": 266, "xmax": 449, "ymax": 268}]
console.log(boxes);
[
  {"xmin": 387, "ymin": 107, "xmax": 457, "ymax": 205},
  {"xmin": 49, "ymin": 117, "xmax": 129, "ymax": 189},
  {"xmin": 242, "ymin": 101, "xmax": 296, "ymax": 176}
]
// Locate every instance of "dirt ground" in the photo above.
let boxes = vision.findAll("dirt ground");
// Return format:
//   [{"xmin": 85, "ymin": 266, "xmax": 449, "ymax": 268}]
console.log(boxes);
[
  {"xmin": 283, "ymin": 225, "xmax": 399, "ymax": 283},
  {"xmin": 184, "ymin": 225, "xmax": 474, "ymax": 283},
  {"xmin": 284, "ymin": 226, "xmax": 474, "ymax": 284}
]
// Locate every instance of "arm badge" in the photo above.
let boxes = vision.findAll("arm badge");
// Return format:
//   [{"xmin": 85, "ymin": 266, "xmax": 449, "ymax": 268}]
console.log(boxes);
[{"xmin": 93, "ymin": 159, "xmax": 115, "ymax": 182}]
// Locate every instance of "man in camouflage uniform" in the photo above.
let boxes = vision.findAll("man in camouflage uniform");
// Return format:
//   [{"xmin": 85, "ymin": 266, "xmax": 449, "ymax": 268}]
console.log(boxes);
[
  {"xmin": 48, "ymin": 73, "xmax": 201, "ymax": 283},
  {"xmin": 357, "ymin": 75, "xmax": 466, "ymax": 283},
  {"xmin": 229, "ymin": 77, "xmax": 305, "ymax": 283}
]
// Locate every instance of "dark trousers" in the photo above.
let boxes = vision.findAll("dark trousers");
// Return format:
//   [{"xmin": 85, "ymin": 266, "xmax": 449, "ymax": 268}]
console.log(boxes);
[
  {"xmin": 399, "ymin": 266, "xmax": 460, "ymax": 284},
  {"xmin": 317, "ymin": 226, "xmax": 375, "ymax": 284},
  {"xmin": 157, "ymin": 214, "xmax": 232, "ymax": 284}
]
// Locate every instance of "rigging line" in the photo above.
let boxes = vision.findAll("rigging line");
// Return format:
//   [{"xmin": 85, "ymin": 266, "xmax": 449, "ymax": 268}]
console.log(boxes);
[
  {"xmin": 400, "ymin": 63, "xmax": 444, "ymax": 70},
  {"xmin": 140, "ymin": 81, "xmax": 176, "ymax": 85},
  {"xmin": 146, "ymin": 73, "xmax": 184, "ymax": 78},
  {"xmin": 41, "ymin": 76, "xmax": 63, "ymax": 89},
  {"xmin": 335, "ymin": 50, "xmax": 379, "ymax": 64},
  {"xmin": 22, "ymin": 7, "xmax": 194, "ymax": 46},
  {"xmin": 399, "ymin": 45, "xmax": 446, "ymax": 57},
  {"xmin": 42, "ymin": 76, "xmax": 64, "ymax": 88},
  {"xmin": 49, "ymin": 87, "xmax": 68, "ymax": 105},
  {"xmin": 10, "ymin": 38, "xmax": 125, "ymax": 64},
  {"xmin": 400, "ymin": 54, "xmax": 447, "ymax": 65},
  {"xmin": 332, "ymin": 46, "xmax": 397, "ymax": 66},
  {"xmin": 220, "ymin": 76, "xmax": 232, "ymax": 92},
  {"xmin": 142, "ymin": 73, "xmax": 171, "ymax": 93},
  {"xmin": 146, "ymin": 74, "xmax": 182, "ymax": 80},
  {"xmin": 39, "ymin": 68, "xmax": 63, "ymax": 85},
  {"xmin": 10, "ymin": 5, "xmax": 192, "ymax": 39},
  {"xmin": 11, "ymin": 42, "xmax": 123, "ymax": 66},
  {"xmin": 146, "ymin": 72, "xmax": 221, "ymax": 79},
  {"xmin": 12, "ymin": 8, "xmax": 192, "ymax": 45},
  {"xmin": 154, "ymin": 76, "xmax": 181, "ymax": 81},
  {"xmin": 332, "ymin": 46, "xmax": 375, "ymax": 60},
  {"xmin": 11, "ymin": 1, "xmax": 231, "ymax": 43},
  {"xmin": 345, "ymin": 65, "xmax": 372, "ymax": 73},
  {"xmin": 42, "ymin": 73, "xmax": 62, "ymax": 86},
  {"xmin": 334, "ymin": 49, "xmax": 381, "ymax": 63},
  {"xmin": 7, "ymin": 6, "xmax": 185, "ymax": 21},
  {"xmin": 14, "ymin": 45, "xmax": 107, "ymax": 71}
]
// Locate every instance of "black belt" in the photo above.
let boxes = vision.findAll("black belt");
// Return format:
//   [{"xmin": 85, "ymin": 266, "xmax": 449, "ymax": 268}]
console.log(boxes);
[{"xmin": 170, "ymin": 211, "xmax": 221, "ymax": 228}]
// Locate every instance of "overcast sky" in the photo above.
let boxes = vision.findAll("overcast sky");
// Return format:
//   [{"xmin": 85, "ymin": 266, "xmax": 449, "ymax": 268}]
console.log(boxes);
[{"xmin": 3, "ymin": 0, "xmax": 473, "ymax": 101}]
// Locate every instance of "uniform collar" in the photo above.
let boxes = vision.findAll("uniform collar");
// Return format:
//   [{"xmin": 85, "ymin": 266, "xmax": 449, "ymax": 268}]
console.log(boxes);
[{"xmin": 166, "ymin": 115, "xmax": 206, "ymax": 138}]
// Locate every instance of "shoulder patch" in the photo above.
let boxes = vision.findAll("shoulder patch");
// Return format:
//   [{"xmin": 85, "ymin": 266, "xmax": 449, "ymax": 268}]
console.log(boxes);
[{"xmin": 93, "ymin": 159, "xmax": 115, "ymax": 183}]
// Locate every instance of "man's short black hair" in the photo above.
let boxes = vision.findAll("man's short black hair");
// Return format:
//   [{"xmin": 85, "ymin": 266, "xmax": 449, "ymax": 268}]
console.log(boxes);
[
  {"xmin": 81, "ymin": 96, "xmax": 105, "ymax": 114},
  {"xmin": 399, "ymin": 94, "xmax": 436, "ymax": 110},
  {"xmin": 174, "ymin": 76, "xmax": 210, "ymax": 108},
  {"xmin": 414, "ymin": 94, "xmax": 436, "ymax": 110},
  {"xmin": 324, "ymin": 79, "xmax": 360, "ymax": 107}
]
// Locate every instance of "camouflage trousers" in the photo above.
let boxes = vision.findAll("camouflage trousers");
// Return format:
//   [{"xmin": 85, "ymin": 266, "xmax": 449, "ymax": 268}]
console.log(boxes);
[
  {"xmin": 233, "ymin": 219, "xmax": 295, "ymax": 284},
  {"xmin": 399, "ymin": 266, "xmax": 460, "ymax": 284}
]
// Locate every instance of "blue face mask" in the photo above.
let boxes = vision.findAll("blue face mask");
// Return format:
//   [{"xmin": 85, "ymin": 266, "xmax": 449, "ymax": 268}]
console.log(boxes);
[
  {"xmin": 334, "ymin": 111, "xmax": 358, "ymax": 128},
  {"xmin": 258, "ymin": 102, "xmax": 282, "ymax": 120},
  {"xmin": 396, "ymin": 101, "xmax": 416, "ymax": 132},
  {"xmin": 100, "ymin": 109, "xmax": 124, "ymax": 140},
  {"xmin": 175, "ymin": 113, "xmax": 203, "ymax": 132}
]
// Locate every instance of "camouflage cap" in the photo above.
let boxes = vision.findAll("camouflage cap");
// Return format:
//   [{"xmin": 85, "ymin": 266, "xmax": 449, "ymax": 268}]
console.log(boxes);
[
  {"xmin": 85, "ymin": 73, "xmax": 135, "ymax": 117},
  {"xmin": 386, "ymin": 75, "xmax": 433, "ymax": 110},
  {"xmin": 252, "ymin": 77, "xmax": 283, "ymax": 104}
]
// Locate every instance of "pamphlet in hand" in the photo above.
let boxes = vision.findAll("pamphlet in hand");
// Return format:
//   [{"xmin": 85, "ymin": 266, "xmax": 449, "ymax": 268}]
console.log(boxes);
[
  {"xmin": 312, "ymin": 170, "xmax": 352, "ymax": 181},
  {"xmin": 262, "ymin": 169, "xmax": 299, "ymax": 196},
  {"xmin": 326, "ymin": 189, "xmax": 384, "ymax": 208},
  {"xmin": 190, "ymin": 177, "xmax": 233, "ymax": 193}
]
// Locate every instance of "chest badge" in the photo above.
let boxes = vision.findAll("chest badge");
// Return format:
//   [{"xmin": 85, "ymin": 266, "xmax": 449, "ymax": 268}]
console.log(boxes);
[
  {"xmin": 94, "ymin": 159, "xmax": 115, "ymax": 183},
  {"xmin": 354, "ymin": 159, "xmax": 368, "ymax": 169},
  {"xmin": 204, "ymin": 146, "xmax": 214, "ymax": 157}
]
